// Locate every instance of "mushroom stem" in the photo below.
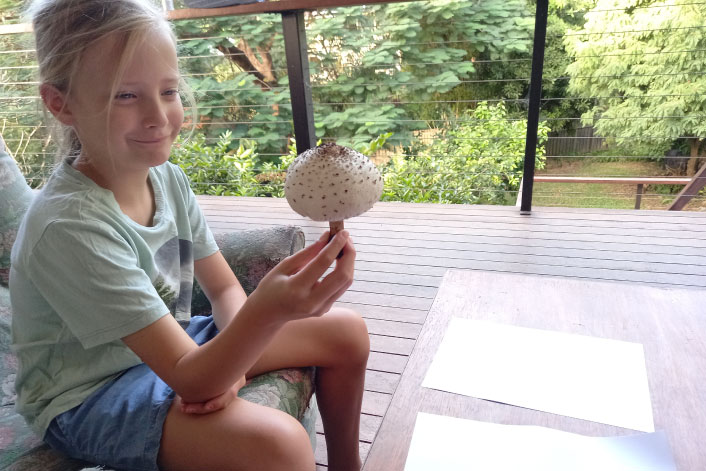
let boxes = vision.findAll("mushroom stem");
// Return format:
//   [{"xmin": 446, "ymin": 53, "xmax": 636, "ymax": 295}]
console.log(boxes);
[
  {"xmin": 328, "ymin": 220, "xmax": 346, "ymax": 258},
  {"xmin": 329, "ymin": 220, "xmax": 344, "ymax": 238}
]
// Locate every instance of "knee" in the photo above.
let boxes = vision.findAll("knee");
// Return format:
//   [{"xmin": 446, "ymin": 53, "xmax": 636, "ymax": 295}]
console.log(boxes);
[
  {"xmin": 328, "ymin": 307, "xmax": 370, "ymax": 367},
  {"xmin": 262, "ymin": 414, "xmax": 315, "ymax": 471}
]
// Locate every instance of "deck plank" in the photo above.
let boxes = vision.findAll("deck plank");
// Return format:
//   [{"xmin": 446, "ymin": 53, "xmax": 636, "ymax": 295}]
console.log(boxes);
[
  {"xmin": 196, "ymin": 196, "xmax": 706, "ymax": 468},
  {"xmin": 369, "ymin": 334, "xmax": 416, "ymax": 356}
]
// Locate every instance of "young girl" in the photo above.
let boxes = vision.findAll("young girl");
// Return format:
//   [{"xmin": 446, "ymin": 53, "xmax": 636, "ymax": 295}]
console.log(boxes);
[{"xmin": 9, "ymin": 1, "xmax": 369, "ymax": 470}]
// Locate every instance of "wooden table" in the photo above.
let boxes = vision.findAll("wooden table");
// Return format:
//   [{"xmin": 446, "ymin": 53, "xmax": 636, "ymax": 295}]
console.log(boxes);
[{"xmin": 363, "ymin": 270, "xmax": 706, "ymax": 470}]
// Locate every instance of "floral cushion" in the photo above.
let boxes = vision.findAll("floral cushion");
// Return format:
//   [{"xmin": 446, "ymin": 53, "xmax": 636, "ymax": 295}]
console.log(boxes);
[
  {"xmin": 0, "ymin": 405, "xmax": 89, "ymax": 471},
  {"xmin": 0, "ymin": 370, "xmax": 317, "ymax": 471},
  {"xmin": 2, "ymin": 286, "xmax": 88, "ymax": 470},
  {"xmin": 0, "ymin": 141, "xmax": 33, "ymax": 287},
  {"xmin": 239, "ymin": 367, "xmax": 317, "ymax": 447},
  {"xmin": 191, "ymin": 226, "xmax": 305, "ymax": 315},
  {"xmin": 0, "ymin": 287, "xmax": 16, "ymax": 408}
]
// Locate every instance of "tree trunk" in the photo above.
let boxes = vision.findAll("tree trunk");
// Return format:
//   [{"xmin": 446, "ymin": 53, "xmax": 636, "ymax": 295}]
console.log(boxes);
[
  {"xmin": 686, "ymin": 137, "xmax": 702, "ymax": 176},
  {"xmin": 215, "ymin": 43, "xmax": 278, "ymax": 91}
]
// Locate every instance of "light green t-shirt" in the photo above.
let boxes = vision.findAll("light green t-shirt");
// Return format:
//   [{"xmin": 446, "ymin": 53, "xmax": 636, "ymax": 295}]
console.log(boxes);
[{"xmin": 9, "ymin": 158, "xmax": 219, "ymax": 436}]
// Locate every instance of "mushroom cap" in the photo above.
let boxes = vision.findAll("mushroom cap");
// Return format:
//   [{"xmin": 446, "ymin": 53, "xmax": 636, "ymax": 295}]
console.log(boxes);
[{"xmin": 284, "ymin": 143, "xmax": 383, "ymax": 222}]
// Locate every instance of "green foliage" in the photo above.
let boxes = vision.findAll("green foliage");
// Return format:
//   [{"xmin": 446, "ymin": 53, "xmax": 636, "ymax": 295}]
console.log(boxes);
[
  {"xmin": 382, "ymin": 102, "xmax": 549, "ymax": 204},
  {"xmin": 170, "ymin": 131, "xmax": 264, "ymax": 196},
  {"xmin": 0, "ymin": 2, "xmax": 49, "ymax": 187},
  {"xmin": 172, "ymin": 13, "xmax": 292, "ymax": 155},
  {"xmin": 172, "ymin": 1, "xmax": 537, "ymax": 154},
  {"xmin": 537, "ymin": 0, "xmax": 596, "ymax": 132},
  {"xmin": 308, "ymin": 1, "xmax": 535, "ymax": 147},
  {"xmin": 358, "ymin": 132, "xmax": 393, "ymax": 156},
  {"xmin": 170, "ymin": 131, "xmax": 393, "ymax": 198},
  {"xmin": 564, "ymin": 0, "xmax": 706, "ymax": 159}
]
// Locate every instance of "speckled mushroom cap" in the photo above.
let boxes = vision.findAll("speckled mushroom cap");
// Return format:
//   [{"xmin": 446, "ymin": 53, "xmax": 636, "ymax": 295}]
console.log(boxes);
[{"xmin": 284, "ymin": 143, "xmax": 383, "ymax": 222}]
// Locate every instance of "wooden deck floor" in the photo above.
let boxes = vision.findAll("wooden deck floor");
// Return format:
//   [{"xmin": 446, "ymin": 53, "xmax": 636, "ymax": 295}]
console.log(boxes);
[{"xmin": 195, "ymin": 196, "xmax": 706, "ymax": 469}]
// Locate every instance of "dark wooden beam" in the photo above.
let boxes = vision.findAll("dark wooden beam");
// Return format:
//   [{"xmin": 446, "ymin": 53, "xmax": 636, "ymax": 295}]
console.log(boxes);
[
  {"xmin": 167, "ymin": 0, "xmax": 417, "ymax": 20},
  {"xmin": 281, "ymin": 10, "xmax": 316, "ymax": 153},
  {"xmin": 519, "ymin": 0, "xmax": 549, "ymax": 215},
  {"xmin": 0, "ymin": 0, "xmax": 419, "ymax": 34},
  {"xmin": 668, "ymin": 163, "xmax": 706, "ymax": 210}
]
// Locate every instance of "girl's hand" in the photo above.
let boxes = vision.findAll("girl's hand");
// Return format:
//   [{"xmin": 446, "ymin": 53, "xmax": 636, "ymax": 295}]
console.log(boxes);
[
  {"xmin": 247, "ymin": 230, "xmax": 355, "ymax": 323},
  {"xmin": 179, "ymin": 375, "xmax": 247, "ymax": 414}
]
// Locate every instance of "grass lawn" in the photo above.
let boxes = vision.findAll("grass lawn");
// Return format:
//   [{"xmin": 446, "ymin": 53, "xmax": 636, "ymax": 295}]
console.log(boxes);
[{"xmin": 533, "ymin": 158, "xmax": 706, "ymax": 211}]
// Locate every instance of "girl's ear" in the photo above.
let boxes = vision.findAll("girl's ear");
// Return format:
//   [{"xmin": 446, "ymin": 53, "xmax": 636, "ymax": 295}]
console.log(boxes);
[{"xmin": 40, "ymin": 84, "xmax": 73, "ymax": 125}]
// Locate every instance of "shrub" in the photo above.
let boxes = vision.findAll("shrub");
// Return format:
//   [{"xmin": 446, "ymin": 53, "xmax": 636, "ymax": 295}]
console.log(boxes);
[
  {"xmin": 171, "ymin": 131, "xmax": 392, "ymax": 198},
  {"xmin": 381, "ymin": 102, "xmax": 549, "ymax": 205},
  {"xmin": 170, "ymin": 131, "xmax": 262, "ymax": 196}
]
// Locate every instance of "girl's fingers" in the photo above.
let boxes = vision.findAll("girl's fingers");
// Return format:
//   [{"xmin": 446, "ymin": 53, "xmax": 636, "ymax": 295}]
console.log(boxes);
[
  {"xmin": 293, "ymin": 231, "xmax": 350, "ymax": 287},
  {"xmin": 314, "ymin": 279, "xmax": 354, "ymax": 317},
  {"xmin": 181, "ymin": 395, "xmax": 223, "ymax": 414},
  {"xmin": 181, "ymin": 400, "xmax": 212, "ymax": 414},
  {"xmin": 181, "ymin": 384, "xmax": 238, "ymax": 414},
  {"xmin": 254, "ymin": 230, "xmax": 352, "ymax": 322},
  {"xmin": 275, "ymin": 231, "xmax": 329, "ymax": 275},
  {"xmin": 313, "ymin": 237, "xmax": 355, "ymax": 297}
]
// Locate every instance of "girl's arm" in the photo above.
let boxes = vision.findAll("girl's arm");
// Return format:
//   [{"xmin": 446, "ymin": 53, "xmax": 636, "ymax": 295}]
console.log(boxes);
[
  {"xmin": 122, "ymin": 231, "xmax": 354, "ymax": 403},
  {"xmin": 194, "ymin": 250, "xmax": 247, "ymax": 331}
]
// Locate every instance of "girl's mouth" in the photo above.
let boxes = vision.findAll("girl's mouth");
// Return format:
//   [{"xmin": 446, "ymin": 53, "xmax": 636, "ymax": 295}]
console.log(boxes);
[{"xmin": 133, "ymin": 137, "xmax": 168, "ymax": 144}]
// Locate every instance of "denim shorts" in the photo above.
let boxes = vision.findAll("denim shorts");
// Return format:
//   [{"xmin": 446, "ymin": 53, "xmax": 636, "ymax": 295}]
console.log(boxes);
[{"xmin": 44, "ymin": 315, "xmax": 219, "ymax": 471}]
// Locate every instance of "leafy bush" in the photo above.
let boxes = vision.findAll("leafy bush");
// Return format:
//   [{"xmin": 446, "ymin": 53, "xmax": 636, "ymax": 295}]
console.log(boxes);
[
  {"xmin": 171, "ymin": 131, "xmax": 391, "ymax": 198},
  {"xmin": 171, "ymin": 131, "xmax": 264, "ymax": 196},
  {"xmin": 172, "ymin": 109, "xmax": 547, "ymax": 206},
  {"xmin": 381, "ymin": 102, "xmax": 549, "ymax": 205}
]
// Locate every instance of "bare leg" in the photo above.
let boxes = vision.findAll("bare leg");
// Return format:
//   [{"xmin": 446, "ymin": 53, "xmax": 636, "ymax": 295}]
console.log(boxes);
[
  {"xmin": 316, "ymin": 348, "xmax": 367, "ymax": 470},
  {"xmin": 158, "ymin": 396, "xmax": 315, "ymax": 471},
  {"xmin": 248, "ymin": 307, "xmax": 370, "ymax": 471}
]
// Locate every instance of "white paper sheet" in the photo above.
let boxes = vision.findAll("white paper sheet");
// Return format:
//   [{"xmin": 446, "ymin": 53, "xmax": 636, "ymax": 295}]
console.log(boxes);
[
  {"xmin": 422, "ymin": 318, "xmax": 654, "ymax": 432},
  {"xmin": 404, "ymin": 413, "xmax": 675, "ymax": 471}
]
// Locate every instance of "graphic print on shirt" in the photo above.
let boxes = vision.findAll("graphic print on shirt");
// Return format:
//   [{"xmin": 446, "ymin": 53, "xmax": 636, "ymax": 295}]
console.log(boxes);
[{"xmin": 152, "ymin": 237, "xmax": 194, "ymax": 322}]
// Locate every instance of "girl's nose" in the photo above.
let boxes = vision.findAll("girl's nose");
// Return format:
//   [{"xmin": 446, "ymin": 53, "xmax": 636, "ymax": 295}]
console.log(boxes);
[{"xmin": 142, "ymin": 99, "xmax": 169, "ymax": 128}]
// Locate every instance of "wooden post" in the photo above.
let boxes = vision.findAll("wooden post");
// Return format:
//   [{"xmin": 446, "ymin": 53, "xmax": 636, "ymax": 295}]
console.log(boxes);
[
  {"xmin": 282, "ymin": 11, "xmax": 317, "ymax": 154},
  {"xmin": 519, "ymin": 0, "xmax": 549, "ymax": 215},
  {"xmin": 635, "ymin": 183, "xmax": 643, "ymax": 210}
]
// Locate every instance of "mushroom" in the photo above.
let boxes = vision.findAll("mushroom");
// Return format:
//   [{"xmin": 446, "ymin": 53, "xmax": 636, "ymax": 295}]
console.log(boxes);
[{"xmin": 284, "ymin": 143, "xmax": 383, "ymax": 237}]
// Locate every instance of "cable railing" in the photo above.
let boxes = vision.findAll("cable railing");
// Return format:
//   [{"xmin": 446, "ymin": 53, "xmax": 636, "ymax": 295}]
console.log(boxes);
[{"xmin": 1, "ymin": 0, "xmax": 705, "ymax": 210}]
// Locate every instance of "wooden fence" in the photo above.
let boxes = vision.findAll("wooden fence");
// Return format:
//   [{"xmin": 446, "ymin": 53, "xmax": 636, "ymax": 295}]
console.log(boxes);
[{"xmin": 545, "ymin": 126, "xmax": 605, "ymax": 156}]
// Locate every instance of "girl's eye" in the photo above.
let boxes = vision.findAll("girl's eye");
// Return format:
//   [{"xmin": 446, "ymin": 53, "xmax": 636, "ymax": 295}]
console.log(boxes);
[
  {"xmin": 163, "ymin": 89, "xmax": 179, "ymax": 97},
  {"xmin": 115, "ymin": 92, "xmax": 136, "ymax": 100}
]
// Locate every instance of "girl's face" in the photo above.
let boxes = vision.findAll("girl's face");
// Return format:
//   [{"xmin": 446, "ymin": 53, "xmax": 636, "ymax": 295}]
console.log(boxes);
[{"xmin": 67, "ymin": 28, "xmax": 184, "ymax": 175}]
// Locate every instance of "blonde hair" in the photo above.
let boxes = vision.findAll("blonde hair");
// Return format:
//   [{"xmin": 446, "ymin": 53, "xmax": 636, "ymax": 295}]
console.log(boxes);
[{"xmin": 28, "ymin": 0, "xmax": 195, "ymax": 161}]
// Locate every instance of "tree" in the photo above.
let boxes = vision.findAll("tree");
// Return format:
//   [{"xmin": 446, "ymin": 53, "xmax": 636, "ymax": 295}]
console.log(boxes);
[
  {"xmin": 564, "ymin": 0, "xmax": 706, "ymax": 174},
  {"xmin": 172, "ymin": 0, "xmax": 536, "ymax": 153},
  {"xmin": 535, "ymin": 0, "xmax": 596, "ymax": 131},
  {"xmin": 172, "ymin": 13, "xmax": 290, "ymax": 156},
  {"xmin": 437, "ymin": 0, "xmax": 595, "ymax": 129},
  {"xmin": 306, "ymin": 1, "xmax": 534, "ymax": 149}
]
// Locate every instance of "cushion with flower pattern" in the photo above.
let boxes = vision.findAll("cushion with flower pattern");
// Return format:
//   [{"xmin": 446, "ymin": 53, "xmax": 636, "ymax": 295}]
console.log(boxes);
[
  {"xmin": 191, "ymin": 225, "xmax": 305, "ymax": 315},
  {"xmin": 0, "ymin": 287, "xmax": 16, "ymax": 408},
  {"xmin": 0, "ymin": 140, "xmax": 34, "ymax": 287}
]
